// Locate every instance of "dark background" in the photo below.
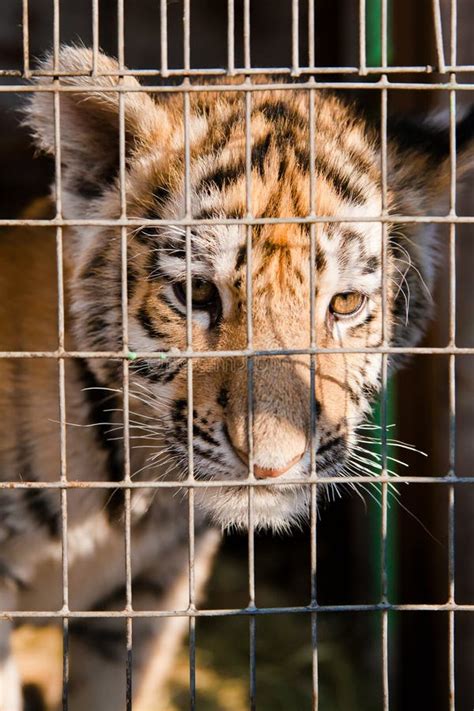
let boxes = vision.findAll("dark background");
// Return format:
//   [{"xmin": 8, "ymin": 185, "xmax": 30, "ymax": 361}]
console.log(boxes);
[{"xmin": 0, "ymin": 1, "xmax": 472, "ymax": 710}]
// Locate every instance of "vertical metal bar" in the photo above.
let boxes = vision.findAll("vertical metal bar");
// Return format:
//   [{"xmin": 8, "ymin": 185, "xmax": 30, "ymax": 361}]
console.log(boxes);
[
  {"xmin": 359, "ymin": 0, "xmax": 367, "ymax": 74},
  {"xmin": 381, "ymin": 0, "xmax": 388, "ymax": 70},
  {"xmin": 243, "ymin": 0, "xmax": 251, "ymax": 72},
  {"xmin": 117, "ymin": 2, "xmax": 133, "ymax": 707},
  {"xmin": 117, "ymin": 0, "xmax": 125, "ymax": 69},
  {"xmin": 380, "ymin": 2, "xmax": 389, "ymax": 708},
  {"xmin": 307, "ymin": 0, "xmax": 315, "ymax": 70},
  {"xmin": 183, "ymin": 0, "xmax": 191, "ymax": 73},
  {"xmin": 227, "ymin": 0, "xmax": 235, "ymax": 75},
  {"xmin": 243, "ymin": 2, "xmax": 255, "ymax": 704},
  {"xmin": 432, "ymin": 0, "xmax": 447, "ymax": 73},
  {"xmin": 292, "ymin": 0, "xmax": 300, "ymax": 75},
  {"xmin": 182, "ymin": 2, "xmax": 196, "ymax": 705},
  {"xmin": 91, "ymin": 0, "xmax": 99, "ymax": 76},
  {"xmin": 52, "ymin": 4, "xmax": 69, "ymax": 709},
  {"xmin": 160, "ymin": 0, "xmax": 169, "ymax": 78},
  {"xmin": 22, "ymin": 0, "xmax": 30, "ymax": 78},
  {"xmin": 246, "ymin": 89, "xmax": 256, "ymax": 710},
  {"xmin": 447, "ymin": 4, "xmax": 457, "ymax": 708},
  {"xmin": 183, "ymin": 85, "xmax": 197, "ymax": 710},
  {"xmin": 308, "ymin": 83, "xmax": 319, "ymax": 711}
]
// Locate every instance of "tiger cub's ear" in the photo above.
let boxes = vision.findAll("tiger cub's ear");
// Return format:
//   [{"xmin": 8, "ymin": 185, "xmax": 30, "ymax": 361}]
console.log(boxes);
[
  {"xmin": 388, "ymin": 106, "xmax": 474, "ymax": 214},
  {"xmin": 386, "ymin": 107, "xmax": 474, "ymax": 351},
  {"xmin": 24, "ymin": 46, "xmax": 172, "ymax": 206}
]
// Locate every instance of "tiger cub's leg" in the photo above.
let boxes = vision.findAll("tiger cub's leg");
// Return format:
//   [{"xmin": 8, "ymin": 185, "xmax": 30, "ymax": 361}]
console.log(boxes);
[{"xmin": 59, "ymin": 529, "xmax": 220, "ymax": 711}]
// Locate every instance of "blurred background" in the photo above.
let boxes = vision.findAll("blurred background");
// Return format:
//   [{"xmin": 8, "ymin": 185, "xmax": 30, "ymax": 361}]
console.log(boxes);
[{"xmin": 0, "ymin": 1, "xmax": 473, "ymax": 710}]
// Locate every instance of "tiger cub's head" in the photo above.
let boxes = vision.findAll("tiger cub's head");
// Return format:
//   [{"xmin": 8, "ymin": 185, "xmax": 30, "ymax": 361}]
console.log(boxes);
[{"xmin": 26, "ymin": 47, "xmax": 474, "ymax": 529}]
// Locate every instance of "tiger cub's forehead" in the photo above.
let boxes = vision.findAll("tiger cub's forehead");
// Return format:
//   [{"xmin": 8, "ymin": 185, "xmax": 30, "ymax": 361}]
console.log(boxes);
[
  {"xmin": 140, "ymin": 90, "xmax": 383, "ymax": 289},
  {"xmin": 156, "ymin": 214, "xmax": 383, "ymax": 297}
]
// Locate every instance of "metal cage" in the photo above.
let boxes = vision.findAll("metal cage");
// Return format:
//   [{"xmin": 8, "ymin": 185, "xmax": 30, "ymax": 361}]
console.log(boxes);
[{"xmin": 0, "ymin": 1, "xmax": 473, "ymax": 709}]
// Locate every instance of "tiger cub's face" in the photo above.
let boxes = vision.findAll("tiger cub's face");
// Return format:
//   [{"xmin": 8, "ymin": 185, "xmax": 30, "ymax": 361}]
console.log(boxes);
[{"xmin": 27, "ymin": 48, "xmax": 474, "ymax": 529}]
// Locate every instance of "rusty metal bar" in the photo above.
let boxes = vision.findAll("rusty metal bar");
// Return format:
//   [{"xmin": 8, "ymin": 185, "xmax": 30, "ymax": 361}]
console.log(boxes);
[
  {"xmin": 308, "ymin": 82, "xmax": 319, "ymax": 711},
  {"xmin": 379, "ymin": 2, "xmax": 390, "ymax": 705},
  {"xmin": 1, "ymin": 475, "xmax": 474, "ymax": 490},
  {"xmin": 5, "ymin": 64, "xmax": 474, "ymax": 78},
  {"xmin": 447, "ymin": 2, "xmax": 458, "ymax": 707},
  {"xmin": 432, "ymin": 0, "xmax": 447, "ymax": 73},
  {"xmin": 4, "ymin": 345, "xmax": 474, "ymax": 359},
  {"xmin": 227, "ymin": 0, "xmax": 235, "ymax": 75},
  {"xmin": 117, "ymin": 1, "xmax": 134, "ymax": 706},
  {"xmin": 2, "ymin": 602, "xmax": 473, "ymax": 622},
  {"xmin": 292, "ymin": 0, "xmax": 300, "ymax": 75},
  {"xmin": 160, "ymin": 0, "xmax": 169, "ymax": 78},
  {"xmin": 51, "ymin": 3, "xmax": 70, "ymax": 708},
  {"xmin": 359, "ymin": 0, "xmax": 367, "ymax": 75},
  {"xmin": 91, "ymin": 0, "xmax": 99, "ymax": 75},
  {"xmin": 242, "ymin": 3, "xmax": 257, "ymax": 704},
  {"xmin": 4, "ymin": 78, "xmax": 474, "ymax": 92},
  {"xmin": 1, "ymin": 4, "xmax": 472, "ymax": 709},
  {"xmin": 181, "ymin": 1, "xmax": 197, "ymax": 701},
  {"xmin": 22, "ymin": 0, "xmax": 30, "ymax": 79},
  {"xmin": 2, "ymin": 213, "xmax": 474, "ymax": 228},
  {"xmin": 308, "ymin": 0, "xmax": 315, "ymax": 69}
]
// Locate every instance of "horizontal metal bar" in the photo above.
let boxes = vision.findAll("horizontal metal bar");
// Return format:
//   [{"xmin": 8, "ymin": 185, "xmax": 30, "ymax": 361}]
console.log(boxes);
[
  {"xmin": 2, "ymin": 80, "xmax": 474, "ymax": 94},
  {"xmin": 1, "ymin": 214, "xmax": 473, "ymax": 228},
  {"xmin": 2, "ymin": 64, "xmax": 474, "ymax": 79},
  {"xmin": 2, "ymin": 602, "xmax": 474, "ymax": 621},
  {"xmin": 0, "ymin": 475, "xmax": 471, "ymax": 490},
  {"xmin": 0, "ymin": 346, "xmax": 474, "ymax": 359}
]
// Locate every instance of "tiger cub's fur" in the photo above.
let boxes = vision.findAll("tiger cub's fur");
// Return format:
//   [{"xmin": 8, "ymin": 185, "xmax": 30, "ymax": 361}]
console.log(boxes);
[{"xmin": 1, "ymin": 47, "xmax": 473, "ymax": 710}]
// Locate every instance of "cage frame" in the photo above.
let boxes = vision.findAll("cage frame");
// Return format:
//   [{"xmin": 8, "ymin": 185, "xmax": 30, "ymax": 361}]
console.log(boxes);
[{"xmin": 0, "ymin": 0, "xmax": 470, "ymax": 710}]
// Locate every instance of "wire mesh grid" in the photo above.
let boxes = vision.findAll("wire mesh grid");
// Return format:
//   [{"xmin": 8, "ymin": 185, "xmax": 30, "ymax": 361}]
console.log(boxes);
[{"xmin": 0, "ymin": 0, "xmax": 471, "ymax": 709}]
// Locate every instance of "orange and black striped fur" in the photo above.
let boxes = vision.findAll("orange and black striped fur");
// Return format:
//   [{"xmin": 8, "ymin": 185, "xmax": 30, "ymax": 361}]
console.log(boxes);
[{"xmin": 1, "ymin": 47, "xmax": 473, "ymax": 710}]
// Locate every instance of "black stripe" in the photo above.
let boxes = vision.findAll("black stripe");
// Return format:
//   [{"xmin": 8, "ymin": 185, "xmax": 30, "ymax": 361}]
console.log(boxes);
[
  {"xmin": 317, "ymin": 156, "xmax": 366, "ymax": 205},
  {"xmin": 130, "ymin": 357, "xmax": 185, "ymax": 385},
  {"xmin": 75, "ymin": 158, "xmax": 119, "ymax": 200},
  {"xmin": 205, "ymin": 109, "xmax": 243, "ymax": 154},
  {"xmin": 258, "ymin": 101, "xmax": 306, "ymax": 130},
  {"xmin": 251, "ymin": 133, "xmax": 272, "ymax": 176},
  {"xmin": 194, "ymin": 205, "xmax": 245, "ymax": 220},
  {"xmin": 317, "ymin": 436, "xmax": 343, "ymax": 456},
  {"xmin": 235, "ymin": 245, "xmax": 246, "ymax": 271},
  {"xmin": 162, "ymin": 294, "xmax": 187, "ymax": 319},
  {"xmin": 193, "ymin": 444, "xmax": 227, "ymax": 466},
  {"xmin": 217, "ymin": 387, "xmax": 229, "ymax": 409},
  {"xmin": 80, "ymin": 249, "xmax": 108, "ymax": 282},
  {"xmin": 137, "ymin": 306, "xmax": 166, "ymax": 340},
  {"xmin": 362, "ymin": 256, "xmax": 380, "ymax": 274},
  {"xmin": 199, "ymin": 162, "xmax": 244, "ymax": 193},
  {"xmin": 347, "ymin": 147, "xmax": 377, "ymax": 177},
  {"xmin": 193, "ymin": 423, "xmax": 220, "ymax": 448},
  {"xmin": 294, "ymin": 148, "xmax": 309, "ymax": 172},
  {"xmin": 153, "ymin": 182, "xmax": 171, "ymax": 209}
]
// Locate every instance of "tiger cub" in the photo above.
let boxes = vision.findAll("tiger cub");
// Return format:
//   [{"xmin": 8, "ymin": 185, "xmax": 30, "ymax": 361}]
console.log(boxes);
[{"xmin": 0, "ymin": 46, "xmax": 473, "ymax": 710}]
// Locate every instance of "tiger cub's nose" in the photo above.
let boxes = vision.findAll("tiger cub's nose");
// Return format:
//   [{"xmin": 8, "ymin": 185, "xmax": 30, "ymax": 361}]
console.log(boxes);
[{"xmin": 234, "ymin": 448, "xmax": 304, "ymax": 479}]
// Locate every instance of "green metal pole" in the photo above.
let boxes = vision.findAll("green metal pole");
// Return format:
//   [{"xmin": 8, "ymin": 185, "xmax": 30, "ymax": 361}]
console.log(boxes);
[{"xmin": 365, "ymin": 0, "xmax": 397, "ymax": 605}]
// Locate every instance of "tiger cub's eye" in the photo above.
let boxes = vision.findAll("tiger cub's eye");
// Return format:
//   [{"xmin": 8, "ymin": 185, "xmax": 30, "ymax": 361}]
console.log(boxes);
[
  {"xmin": 329, "ymin": 291, "xmax": 366, "ymax": 318},
  {"xmin": 190, "ymin": 278, "xmax": 218, "ymax": 307},
  {"xmin": 173, "ymin": 278, "xmax": 220, "ymax": 311}
]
